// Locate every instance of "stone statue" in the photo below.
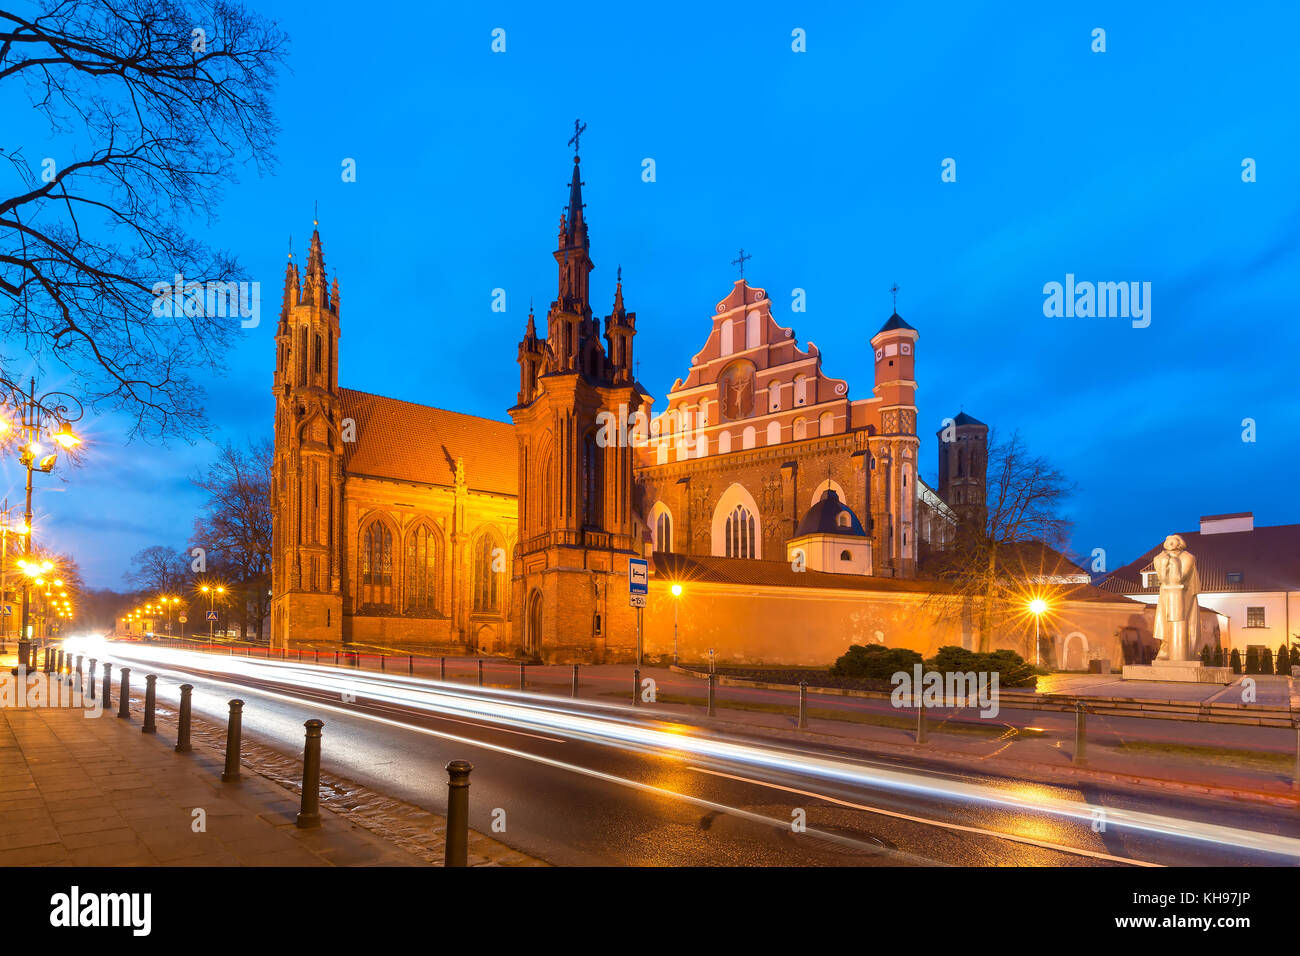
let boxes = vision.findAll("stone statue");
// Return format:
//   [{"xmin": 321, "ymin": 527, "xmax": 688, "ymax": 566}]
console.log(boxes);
[{"xmin": 1152, "ymin": 534, "xmax": 1201, "ymax": 662}]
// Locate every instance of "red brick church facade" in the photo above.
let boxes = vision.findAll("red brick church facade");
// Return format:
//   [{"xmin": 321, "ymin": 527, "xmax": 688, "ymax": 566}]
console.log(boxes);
[{"xmin": 269, "ymin": 146, "xmax": 989, "ymax": 660}]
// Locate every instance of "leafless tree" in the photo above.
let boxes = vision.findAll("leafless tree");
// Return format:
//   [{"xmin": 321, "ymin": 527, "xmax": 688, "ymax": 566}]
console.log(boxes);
[
  {"xmin": 190, "ymin": 437, "xmax": 270, "ymax": 640},
  {"xmin": 123, "ymin": 542, "xmax": 186, "ymax": 593},
  {"xmin": 1, "ymin": 0, "xmax": 287, "ymax": 437},
  {"xmin": 923, "ymin": 429, "xmax": 1076, "ymax": 653}
]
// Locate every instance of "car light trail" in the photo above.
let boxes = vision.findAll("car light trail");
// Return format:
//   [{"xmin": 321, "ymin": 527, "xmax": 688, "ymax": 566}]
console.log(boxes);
[{"xmin": 73, "ymin": 639, "xmax": 1300, "ymax": 862}]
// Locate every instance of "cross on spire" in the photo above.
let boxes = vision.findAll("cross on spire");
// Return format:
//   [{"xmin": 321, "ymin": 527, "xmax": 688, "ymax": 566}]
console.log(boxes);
[
  {"xmin": 731, "ymin": 248, "xmax": 752, "ymax": 279},
  {"xmin": 313, "ymin": 199, "xmax": 319, "ymax": 227},
  {"xmin": 890, "ymin": 281, "xmax": 900, "ymax": 312},
  {"xmin": 568, "ymin": 118, "xmax": 587, "ymax": 156}
]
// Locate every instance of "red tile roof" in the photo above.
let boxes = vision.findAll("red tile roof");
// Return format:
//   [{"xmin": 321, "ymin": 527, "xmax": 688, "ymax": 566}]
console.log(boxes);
[
  {"xmin": 339, "ymin": 388, "xmax": 517, "ymax": 496},
  {"xmin": 1098, "ymin": 523, "xmax": 1300, "ymax": 594}
]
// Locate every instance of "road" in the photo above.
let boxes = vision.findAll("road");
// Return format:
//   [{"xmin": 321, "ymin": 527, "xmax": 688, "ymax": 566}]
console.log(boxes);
[{"xmin": 70, "ymin": 640, "xmax": 1300, "ymax": 867}]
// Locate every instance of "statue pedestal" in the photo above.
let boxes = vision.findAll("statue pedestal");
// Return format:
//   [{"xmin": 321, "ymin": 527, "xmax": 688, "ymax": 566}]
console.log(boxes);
[{"xmin": 1121, "ymin": 660, "xmax": 1235, "ymax": 684}]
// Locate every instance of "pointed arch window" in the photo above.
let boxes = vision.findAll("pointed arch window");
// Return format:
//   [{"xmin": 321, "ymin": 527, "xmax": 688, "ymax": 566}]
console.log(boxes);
[
  {"xmin": 725, "ymin": 506, "xmax": 756, "ymax": 559},
  {"xmin": 406, "ymin": 525, "xmax": 442, "ymax": 614},
  {"xmin": 359, "ymin": 520, "xmax": 394, "ymax": 609},
  {"xmin": 655, "ymin": 511, "xmax": 673, "ymax": 553},
  {"xmin": 582, "ymin": 432, "xmax": 603, "ymax": 529},
  {"xmin": 473, "ymin": 533, "xmax": 503, "ymax": 612}
]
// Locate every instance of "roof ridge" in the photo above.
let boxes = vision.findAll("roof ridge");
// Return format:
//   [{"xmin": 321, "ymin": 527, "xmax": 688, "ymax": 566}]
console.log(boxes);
[{"xmin": 339, "ymin": 386, "xmax": 513, "ymax": 427}]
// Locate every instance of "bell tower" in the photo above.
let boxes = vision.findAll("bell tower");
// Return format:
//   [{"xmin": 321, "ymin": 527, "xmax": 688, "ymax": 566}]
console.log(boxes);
[
  {"xmin": 868, "ymin": 308, "xmax": 920, "ymax": 577},
  {"xmin": 270, "ymin": 224, "xmax": 345, "ymax": 646},
  {"xmin": 510, "ymin": 129, "xmax": 646, "ymax": 662}
]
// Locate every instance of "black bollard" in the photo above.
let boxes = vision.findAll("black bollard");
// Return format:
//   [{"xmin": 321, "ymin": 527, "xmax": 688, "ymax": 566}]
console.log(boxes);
[
  {"xmin": 633, "ymin": 667, "xmax": 641, "ymax": 706},
  {"xmin": 44, "ymin": 645, "xmax": 53, "ymax": 674},
  {"xmin": 117, "ymin": 668, "xmax": 131, "ymax": 719},
  {"xmin": 519, "ymin": 661, "xmax": 526, "ymax": 690},
  {"xmin": 440, "ymin": 657, "xmax": 446, "ymax": 681},
  {"xmin": 142, "ymin": 675, "xmax": 157, "ymax": 734},
  {"xmin": 102, "ymin": 662, "xmax": 112, "ymax": 712},
  {"xmin": 175, "ymin": 684, "xmax": 193, "ymax": 754},
  {"xmin": 444, "ymin": 760, "xmax": 474, "ymax": 867},
  {"xmin": 409, "ymin": 654, "xmax": 413, "ymax": 676},
  {"xmin": 296, "ymin": 719, "xmax": 324, "ymax": 829},
  {"xmin": 221, "ymin": 699, "xmax": 244, "ymax": 782},
  {"xmin": 74, "ymin": 655, "xmax": 83, "ymax": 689},
  {"xmin": 477, "ymin": 659, "xmax": 484, "ymax": 686},
  {"xmin": 1074, "ymin": 701, "xmax": 1087, "ymax": 765},
  {"xmin": 571, "ymin": 664, "xmax": 579, "ymax": 698},
  {"xmin": 798, "ymin": 681, "xmax": 808, "ymax": 729},
  {"xmin": 916, "ymin": 688, "xmax": 927, "ymax": 744},
  {"xmin": 381, "ymin": 654, "xmax": 386, "ymax": 673},
  {"xmin": 88, "ymin": 659, "xmax": 97, "ymax": 699},
  {"xmin": 707, "ymin": 673, "xmax": 716, "ymax": 717}
]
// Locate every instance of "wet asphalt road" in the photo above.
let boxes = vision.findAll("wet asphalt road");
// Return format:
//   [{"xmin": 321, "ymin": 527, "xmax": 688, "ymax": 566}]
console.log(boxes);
[{"xmin": 89, "ymin": 645, "xmax": 1300, "ymax": 867}]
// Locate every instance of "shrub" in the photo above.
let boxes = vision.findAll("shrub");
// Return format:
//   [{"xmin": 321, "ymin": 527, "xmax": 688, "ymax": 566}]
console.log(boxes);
[
  {"xmin": 830, "ymin": 644, "xmax": 922, "ymax": 680},
  {"xmin": 1230, "ymin": 648, "xmax": 1242, "ymax": 674},
  {"xmin": 1212, "ymin": 645, "xmax": 1224, "ymax": 667},
  {"xmin": 1199, "ymin": 645, "xmax": 1210, "ymax": 665},
  {"xmin": 1245, "ymin": 646, "xmax": 1259, "ymax": 674},
  {"xmin": 925, "ymin": 645, "xmax": 1037, "ymax": 688},
  {"xmin": 1261, "ymin": 648, "xmax": 1274, "ymax": 675},
  {"xmin": 1276, "ymin": 644, "xmax": 1290, "ymax": 674}
]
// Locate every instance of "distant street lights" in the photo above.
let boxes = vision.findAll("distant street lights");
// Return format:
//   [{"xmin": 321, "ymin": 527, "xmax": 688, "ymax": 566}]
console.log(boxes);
[{"xmin": 0, "ymin": 378, "xmax": 82, "ymax": 670}]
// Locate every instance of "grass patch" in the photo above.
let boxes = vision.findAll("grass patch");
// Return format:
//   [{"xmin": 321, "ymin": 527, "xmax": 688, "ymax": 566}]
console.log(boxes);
[{"xmin": 1099, "ymin": 739, "xmax": 1294, "ymax": 775}]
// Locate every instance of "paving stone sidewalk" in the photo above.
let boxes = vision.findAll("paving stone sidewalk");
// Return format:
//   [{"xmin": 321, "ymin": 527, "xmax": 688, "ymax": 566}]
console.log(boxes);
[{"xmin": 0, "ymin": 700, "xmax": 438, "ymax": 866}]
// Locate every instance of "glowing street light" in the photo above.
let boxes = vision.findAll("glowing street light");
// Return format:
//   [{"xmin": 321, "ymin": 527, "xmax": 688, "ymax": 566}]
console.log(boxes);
[
  {"xmin": 670, "ymin": 582, "xmax": 684, "ymax": 666},
  {"xmin": 1029, "ymin": 597, "xmax": 1048, "ymax": 667}
]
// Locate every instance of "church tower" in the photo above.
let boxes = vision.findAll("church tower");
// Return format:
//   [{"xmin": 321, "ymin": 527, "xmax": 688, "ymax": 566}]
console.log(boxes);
[
  {"xmin": 868, "ymin": 311, "xmax": 920, "ymax": 577},
  {"xmin": 510, "ymin": 137, "xmax": 646, "ymax": 662},
  {"xmin": 937, "ymin": 411, "xmax": 988, "ymax": 530},
  {"xmin": 270, "ymin": 225, "xmax": 345, "ymax": 646}
]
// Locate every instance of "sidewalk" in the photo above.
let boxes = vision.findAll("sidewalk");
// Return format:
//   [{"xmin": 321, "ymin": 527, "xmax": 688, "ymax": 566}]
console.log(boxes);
[{"xmin": 0, "ymin": 657, "xmax": 544, "ymax": 866}]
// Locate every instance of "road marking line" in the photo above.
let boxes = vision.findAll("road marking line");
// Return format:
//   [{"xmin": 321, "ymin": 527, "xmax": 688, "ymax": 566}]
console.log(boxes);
[{"xmin": 687, "ymin": 765, "xmax": 1161, "ymax": 867}]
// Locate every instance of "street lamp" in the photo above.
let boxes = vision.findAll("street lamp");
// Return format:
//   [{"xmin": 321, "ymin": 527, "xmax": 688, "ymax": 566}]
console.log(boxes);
[
  {"xmin": 200, "ymin": 584, "xmax": 226, "ymax": 643},
  {"xmin": 1, "ymin": 377, "xmax": 83, "ymax": 671},
  {"xmin": 1029, "ymin": 597, "xmax": 1048, "ymax": 668},
  {"xmin": 670, "ymin": 583, "xmax": 683, "ymax": 666}
]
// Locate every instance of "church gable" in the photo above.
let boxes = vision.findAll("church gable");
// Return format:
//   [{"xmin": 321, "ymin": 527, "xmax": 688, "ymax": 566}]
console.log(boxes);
[{"xmin": 339, "ymin": 387, "xmax": 517, "ymax": 496}]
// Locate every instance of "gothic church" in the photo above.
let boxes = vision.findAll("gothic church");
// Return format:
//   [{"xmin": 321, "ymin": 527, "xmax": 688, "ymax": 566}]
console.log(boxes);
[{"xmin": 269, "ymin": 146, "xmax": 986, "ymax": 659}]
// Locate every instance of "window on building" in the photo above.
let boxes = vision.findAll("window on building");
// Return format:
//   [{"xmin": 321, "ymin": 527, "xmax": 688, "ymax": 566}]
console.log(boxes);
[
  {"xmin": 819, "ymin": 411, "xmax": 834, "ymax": 436},
  {"xmin": 742, "ymin": 425, "xmax": 756, "ymax": 449},
  {"xmin": 314, "ymin": 334, "xmax": 323, "ymax": 374},
  {"xmin": 720, "ymin": 318, "xmax": 734, "ymax": 356},
  {"xmin": 793, "ymin": 417, "xmax": 807, "ymax": 441},
  {"xmin": 840, "ymin": 550, "xmax": 852, "ymax": 561},
  {"xmin": 406, "ymin": 525, "xmax": 441, "ymax": 614},
  {"xmin": 582, "ymin": 432, "xmax": 603, "ymax": 528},
  {"xmin": 655, "ymin": 511, "xmax": 672, "ymax": 553},
  {"xmin": 1246, "ymin": 606, "xmax": 1266, "ymax": 628},
  {"xmin": 359, "ymin": 521, "xmax": 394, "ymax": 609},
  {"xmin": 837, "ymin": 511, "xmax": 851, "ymax": 529},
  {"xmin": 725, "ymin": 505, "xmax": 756, "ymax": 559},
  {"xmin": 1226, "ymin": 571, "xmax": 1243, "ymax": 585},
  {"xmin": 767, "ymin": 421, "xmax": 781, "ymax": 445},
  {"xmin": 473, "ymin": 534, "xmax": 502, "ymax": 612},
  {"xmin": 794, "ymin": 375, "xmax": 807, "ymax": 406}
]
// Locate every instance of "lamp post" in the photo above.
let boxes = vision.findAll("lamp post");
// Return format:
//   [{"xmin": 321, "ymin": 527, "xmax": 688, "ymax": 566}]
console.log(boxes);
[
  {"xmin": 1029, "ymin": 598, "xmax": 1047, "ymax": 668},
  {"xmin": 670, "ymin": 583, "xmax": 683, "ymax": 666},
  {"xmin": 200, "ymin": 585, "xmax": 226, "ymax": 642},
  {"xmin": 1, "ymin": 378, "xmax": 82, "ymax": 671}
]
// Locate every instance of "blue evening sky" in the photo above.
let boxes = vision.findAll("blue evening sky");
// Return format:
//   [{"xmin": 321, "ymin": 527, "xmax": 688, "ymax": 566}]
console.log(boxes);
[{"xmin": 7, "ymin": 1, "xmax": 1298, "ymax": 588}]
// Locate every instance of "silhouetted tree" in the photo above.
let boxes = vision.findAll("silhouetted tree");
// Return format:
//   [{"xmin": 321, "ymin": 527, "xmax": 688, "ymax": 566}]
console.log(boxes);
[{"xmin": 1, "ymin": 1, "xmax": 287, "ymax": 437}]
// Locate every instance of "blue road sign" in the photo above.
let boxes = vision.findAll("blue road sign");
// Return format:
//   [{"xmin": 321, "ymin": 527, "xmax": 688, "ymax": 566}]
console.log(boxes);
[
  {"xmin": 206, "ymin": 610, "xmax": 219, "ymax": 621},
  {"xmin": 628, "ymin": 558, "xmax": 649, "ymax": 596},
  {"xmin": 0, "ymin": 604, "xmax": 11, "ymax": 615}
]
